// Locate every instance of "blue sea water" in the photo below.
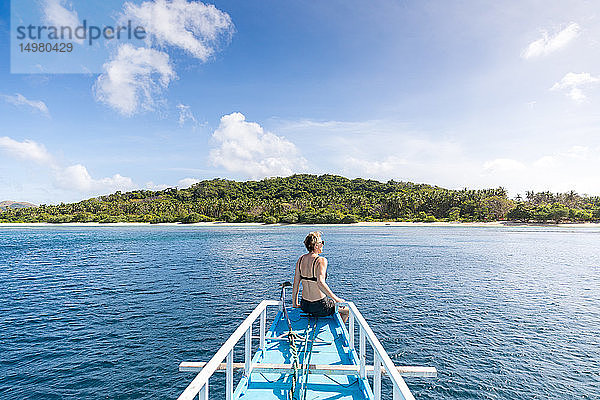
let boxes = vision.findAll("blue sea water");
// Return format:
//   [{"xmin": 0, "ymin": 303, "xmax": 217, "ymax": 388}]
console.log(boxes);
[{"xmin": 0, "ymin": 225, "xmax": 599, "ymax": 400}]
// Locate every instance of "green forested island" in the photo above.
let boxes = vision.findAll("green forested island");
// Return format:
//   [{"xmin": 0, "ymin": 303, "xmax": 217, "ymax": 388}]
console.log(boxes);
[{"xmin": 1, "ymin": 174, "xmax": 599, "ymax": 224}]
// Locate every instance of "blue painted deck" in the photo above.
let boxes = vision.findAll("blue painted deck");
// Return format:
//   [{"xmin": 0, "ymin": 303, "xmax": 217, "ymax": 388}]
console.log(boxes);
[{"xmin": 233, "ymin": 307, "xmax": 373, "ymax": 400}]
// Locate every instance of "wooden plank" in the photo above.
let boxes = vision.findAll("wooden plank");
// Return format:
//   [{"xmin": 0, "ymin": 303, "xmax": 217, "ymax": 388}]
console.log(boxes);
[{"xmin": 179, "ymin": 361, "xmax": 437, "ymax": 377}]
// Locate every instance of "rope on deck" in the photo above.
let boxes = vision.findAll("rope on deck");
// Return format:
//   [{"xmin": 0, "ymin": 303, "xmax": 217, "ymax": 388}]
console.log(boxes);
[
  {"xmin": 280, "ymin": 283, "xmax": 301, "ymax": 400},
  {"xmin": 279, "ymin": 282, "xmax": 319, "ymax": 400},
  {"xmin": 300, "ymin": 317, "xmax": 318, "ymax": 400},
  {"xmin": 287, "ymin": 331, "xmax": 300, "ymax": 400}
]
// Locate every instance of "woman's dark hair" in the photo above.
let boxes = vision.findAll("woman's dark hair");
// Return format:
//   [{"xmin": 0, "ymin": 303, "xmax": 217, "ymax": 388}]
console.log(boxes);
[{"xmin": 304, "ymin": 231, "xmax": 322, "ymax": 252}]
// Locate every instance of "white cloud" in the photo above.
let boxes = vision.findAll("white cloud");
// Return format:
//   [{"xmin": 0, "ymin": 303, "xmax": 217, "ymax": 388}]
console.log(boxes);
[
  {"xmin": 209, "ymin": 112, "xmax": 307, "ymax": 178},
  {"xmin": 532, "ymin": 156, "xmax": 557, "ymax": 169},
  {"xmin": 177, "ymin": 103, "xmax": 198, "ymax": 127},
  {"xmin": 145, "ymin": 181, "xmax": 170, "ymax": 191},
  {"xmin": 564, "ymin": 145, "xmax": 589, "ymax": 159},
  {"xmin": 93, "ymin": 1, "xmax": 232, "ymax": 116},
  {"xmin": 0, "ymin": 136, "xmax": 55, "ymax": 165},
  {"xmin": 1, "ymin": 93, "xmax": 50, "ymax": 117},
  {"xmin": 522, "ymin": 22, "xmax": 580, "ymax": 59},
  {"xmin": 41, "ymin": 0, "xmax": 83, "ymax": 44},
  {"xmin": 55, "ymin": 164, "xmax": 135, "ymax": 193},
  {"xmin": 275, "ymin": 118, "xmax": 470, "ymax": 185},
  {"xmin": 271, "ymin": 106, "xmax": 600, "ymax": 193},
  {"xmin": 95, "ymin": 44, "xmax": 176, "ymax": 116},
  {"xmin": 144, "ymin": 177, "xmax": 200, "ymax": 191},
  {"xmin": 550, "ymin": 72, "xmax": 600, "ymax": 101},
  {"xmin": 343, "ymin": 156, "xmax": 407, "ymax": 176},
  {"xmin": 177, "ymin": 177, "xmax": 200, "ymax": 188},
  {"xmin": 276, "ymin": 119, "xmax": 378, "ymax": 131},
  {"xmin": 481, "ymin": 146, "xmax": 600, "ymax": 195},
  {"xmin": 0, "ymin": 137, "xmax": 135, "ymax": 194},
  {"xmin": 483, "ymin": 158, "xmax": 526, "ymax": 173},
  {"xmin": 123, "ymin": 0, "xmax": 234, "ymax": 61}
]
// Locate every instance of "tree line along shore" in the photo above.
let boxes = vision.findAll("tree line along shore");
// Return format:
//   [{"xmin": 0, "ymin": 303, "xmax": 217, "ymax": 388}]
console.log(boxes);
[{"xmin": 1, "ymin": 174, "xmax": 599, "ymax": 224}]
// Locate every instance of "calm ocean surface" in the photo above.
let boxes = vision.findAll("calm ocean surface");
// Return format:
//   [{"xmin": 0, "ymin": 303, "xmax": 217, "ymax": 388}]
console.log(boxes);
[{"xmin": 1, "ymin": 225, "xmax": 598, "ymax": 399}]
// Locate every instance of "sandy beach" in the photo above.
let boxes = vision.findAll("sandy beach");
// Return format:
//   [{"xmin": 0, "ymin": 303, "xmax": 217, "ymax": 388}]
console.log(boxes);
[{"xmin": 0, "ymin": 221, "xmax": 599, "ymax": 228}]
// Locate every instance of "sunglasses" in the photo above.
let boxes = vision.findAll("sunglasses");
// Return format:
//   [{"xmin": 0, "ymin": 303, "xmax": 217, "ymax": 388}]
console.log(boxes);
[{"xmin": 317, "ymin": 240, "xmax": 325, "ymax": 245}]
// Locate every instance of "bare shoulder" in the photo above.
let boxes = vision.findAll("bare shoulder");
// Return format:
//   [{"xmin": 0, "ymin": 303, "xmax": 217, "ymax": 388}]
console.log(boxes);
[{"xmin": 318, "ymin": 256, "xmax": 328, "ymax": 266}]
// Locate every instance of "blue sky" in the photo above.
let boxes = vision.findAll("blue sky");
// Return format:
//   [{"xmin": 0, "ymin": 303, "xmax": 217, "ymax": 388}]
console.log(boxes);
[{"xmin": 1, "ymin": 0, "xmax": 600, "ymax": 204}]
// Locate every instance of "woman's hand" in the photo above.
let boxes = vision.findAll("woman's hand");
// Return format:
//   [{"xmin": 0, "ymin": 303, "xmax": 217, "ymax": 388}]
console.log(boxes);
[{"xmin": 293, "ymin": 301, "xmax": 300, "ymax": 308}]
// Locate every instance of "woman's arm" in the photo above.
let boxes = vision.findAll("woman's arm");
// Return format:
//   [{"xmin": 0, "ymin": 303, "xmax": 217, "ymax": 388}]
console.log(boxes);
[
  {"xmin": 292, "ymin": 257, "xmax": 301, "ymax": 308},
  {"xmin": 316, "ymin": 258, "xmax": 344, "ymax": 303}
]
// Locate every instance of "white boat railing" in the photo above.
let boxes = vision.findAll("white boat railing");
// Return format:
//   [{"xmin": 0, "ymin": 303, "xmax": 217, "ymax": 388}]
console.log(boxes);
[
  {"xmin": 177, "ymin": 299, "xmax": 435, "ymax": 400},
  {"xmin": 338, "ymin": 301, "xmax": 421, "ymax": 400},
  {"xmin": 177, "ymin": 299, "xmax": 279, "ymax": 400}
]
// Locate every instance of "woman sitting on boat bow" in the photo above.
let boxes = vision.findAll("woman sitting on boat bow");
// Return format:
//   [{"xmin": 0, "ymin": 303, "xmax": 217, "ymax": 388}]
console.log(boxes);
[{"xmin": 292, "ymin": 231, "xmax": 349, "ymax": 322}]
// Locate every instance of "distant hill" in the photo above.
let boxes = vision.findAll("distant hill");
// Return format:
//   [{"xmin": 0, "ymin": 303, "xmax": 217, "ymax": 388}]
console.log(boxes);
[
  {"xmin": 0, "ymin": 175, "xmax": 598, "ymax": 223},
  {"xmin": 0, "ymin": 201, "xmax": 36, "ymax": 211},
  {"xmin": 0, "ymin": 174, "xmax": 511, "ymax": 223}
]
